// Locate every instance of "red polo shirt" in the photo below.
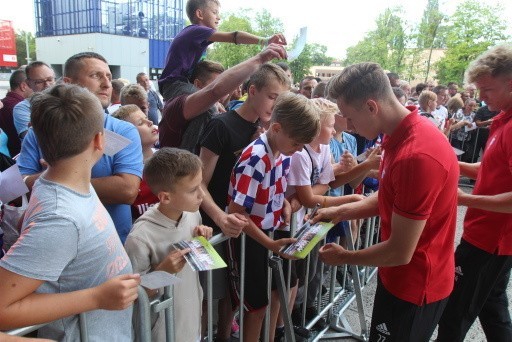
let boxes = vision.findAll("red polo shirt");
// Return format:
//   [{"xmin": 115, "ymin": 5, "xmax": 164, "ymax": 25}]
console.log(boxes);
[
  {"xmin": 378, "ymin": 108, "xmax": 459, "ymax": 305},
  {"xmin": 463, "ymin": 110, "xmax": 512, "ymax": 255}
]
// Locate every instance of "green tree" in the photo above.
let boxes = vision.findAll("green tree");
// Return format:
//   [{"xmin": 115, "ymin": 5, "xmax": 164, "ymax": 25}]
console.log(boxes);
[
  {"xmin": 206, "ymin": 9, "xmax": 284, "ymax": 68},
  {"xmin": 288, "ymin": 42, "xmax": 333, "ymax": 82},
  {"xmin": 343, "ymin": 7, "xmax": 408, "ymax": 74},
  {"xmin": 16, "ymin": 30, "xmax": 36, "ymax": 66},
  {"xmin": 416, "ymin": 0, "xmax": 446, "ymax": 81},
  {"xmin": 435, "ymin": 0, "xmax": 508, "ymax": 84}
]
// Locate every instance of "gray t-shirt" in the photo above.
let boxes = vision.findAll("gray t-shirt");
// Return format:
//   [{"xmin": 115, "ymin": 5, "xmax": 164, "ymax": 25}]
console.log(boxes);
[{"xmin": 0, "ymin": 177, "xmax": 133, "ymax": 341}]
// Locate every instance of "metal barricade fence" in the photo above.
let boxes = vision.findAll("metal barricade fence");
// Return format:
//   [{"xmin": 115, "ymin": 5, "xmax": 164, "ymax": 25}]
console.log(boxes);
[
  {"xmin": 5, "ymin": 313, "xmax": 89, "ymax": 341},
  {"xmin": 5, "ymin": 193, "xmax": 381, "ymax": 341},
  {"xmin": 448, "ymin": 126, "xmax": 487, "ymax": 164}
]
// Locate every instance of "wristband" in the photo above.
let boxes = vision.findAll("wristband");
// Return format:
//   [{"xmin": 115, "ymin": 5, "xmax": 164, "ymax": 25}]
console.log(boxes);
[
  {"xmin": 233, "ymin": 31, "xmax": 239, "ymax": 45},
  {"xmin": 22, "ymin": 175, "xmax": 29, "ymax": 185}
]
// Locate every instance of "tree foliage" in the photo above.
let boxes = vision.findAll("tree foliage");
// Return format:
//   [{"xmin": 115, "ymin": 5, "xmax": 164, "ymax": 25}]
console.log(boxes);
[
  {"xmin": 435, "ymin": 0, "xmax": 508, "ymax": 85},
  {"xmin": 343, "ymin": 7, "xmax": 408, "ymax": 74},
  {"xmin": 16, "ymin": 30, "xmax": 36, "ymax": 66},
  {"xmin": 206, "ymin": 9, "xmax": 332, "ymax": 82},
  {"xmin": 206, "ymin": 9, "xmax": 284, "ymax": 68}
]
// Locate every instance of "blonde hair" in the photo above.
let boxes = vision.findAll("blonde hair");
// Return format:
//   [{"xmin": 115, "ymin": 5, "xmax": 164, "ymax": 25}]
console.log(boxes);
[
  {"xmin": 311, "ymin": 97, "xmax": 338, "ymax": 122},
  {"xmin": 465, "ymin": 44, "xmax": 512, "ymax": 83},
  {"xmin": 120, "ymin": 84, "xmax": 148, "ymax": 104},
  {"xmin": 418, "ymin": 90, "xmax": 437, "ymax": 110},
  {"xmin": 111, "ymin": 104, "xmax": 141, "ymax": 121},
  {"xmin": 271, "ymin": 92, "xmax": 320, "ymax": 144}
]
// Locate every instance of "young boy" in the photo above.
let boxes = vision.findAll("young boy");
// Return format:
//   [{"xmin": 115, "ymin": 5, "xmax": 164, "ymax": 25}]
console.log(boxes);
[
  {"xmin": 0, "ymin": 84, "xmax": 139, "ymax": 340},
  {"xmin": 124, "ymin": 147, "xmax": 213, "ymax": 342},
  {"xmin": 198, "ymin": 63, "xmax": 290, "ymax": 340},
  {"xmin": 226, "ymin": 92, "xmax": 320, "ymax": 341},
  {"xmin": 158, "ymin": 0, "xmax": 287, "ymax": 101},
  {"xmin": 286, "ymin": 98, "xmax": 363, "ymax": 332},
  {"xmin": 112, "ymin": 104, "xmax": 160, "ymax": 220}
]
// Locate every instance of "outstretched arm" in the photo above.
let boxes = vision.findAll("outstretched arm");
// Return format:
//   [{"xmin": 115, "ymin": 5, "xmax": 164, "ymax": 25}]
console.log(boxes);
[
  {"xmin": 199, "ymin": 147, "xmax": 248, "ymax": 237},
  {"xmin": 319, "ymin": 212, "xmax": 426, "ymax": 267},
  {"xmin": 182, "ymin": 44, "xmax": 287, "ymax": 120},
  {"xmin": 0, "ymin": 268, "xmax": 140, "ymax": 330},
  {"xmin": 209, "ymin": 31, "xmax": 286, "ymax": 47}
]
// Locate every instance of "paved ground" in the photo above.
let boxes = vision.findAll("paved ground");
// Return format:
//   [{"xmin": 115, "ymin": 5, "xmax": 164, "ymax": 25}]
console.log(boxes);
[{"xmin": 336, "ymin": 183, "xmax": 512, "ymax": 341}]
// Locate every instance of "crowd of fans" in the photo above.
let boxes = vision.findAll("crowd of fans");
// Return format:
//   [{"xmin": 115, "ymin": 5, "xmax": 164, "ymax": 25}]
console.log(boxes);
[{"xmin": 0, "ymin": 0, "xmax": 510, "ymax": 341}]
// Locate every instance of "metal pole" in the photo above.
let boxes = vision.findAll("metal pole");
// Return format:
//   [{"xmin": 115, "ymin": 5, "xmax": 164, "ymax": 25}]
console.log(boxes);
[
  {"xmin": 269, "ymin": 256, "xmax": 296, "ymax": 342},
  {"xmin": 207, "ymin": 269, "xmax": 213, "ymax": 342},
  {"xmin": 239, "ymin": 233, "xmax": 246, "ymax": 341},
  {"xmin": 137, "ymin": 286, "xmax": 152, "ymax": 342},
  {"xmin": 25, "ymin": 32, "xmax": 31, "ymax": 64}
]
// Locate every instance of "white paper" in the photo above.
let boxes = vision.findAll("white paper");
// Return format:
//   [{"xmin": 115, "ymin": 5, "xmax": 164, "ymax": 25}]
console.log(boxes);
[
  {"xmin": 140, "ymin": 271, "xmax": 181, "ymax": 290},
  {"xmin": 104, "ymin": 129, "xmax": 131, "ymax": 157},
  {"xmin": 453, "ymin": 147, "xmax": 465, "ymax": 156},
  {"xmin": 0, "ymin": 164, "xmax": 29, "ymax": 203},
  {"xmin": 287, "ymin": 27, "xmax": 308, "ymax": 62},
  {"xmin": 356, "ymin": 152, "xmax": 367, "ymax": 162},
  {"xmin": 464, "ymin": 123, "xmax": 477, "ymax": 132}
]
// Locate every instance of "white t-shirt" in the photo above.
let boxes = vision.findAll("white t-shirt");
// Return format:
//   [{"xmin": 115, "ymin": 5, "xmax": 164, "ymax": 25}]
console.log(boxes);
[
  {"xmin": 432, "ymin": 105, "xmax": 449, "ymax": 130},
  {"xmin": 286, "ymin": 144, "xmax": 335, "ymax": 228}
]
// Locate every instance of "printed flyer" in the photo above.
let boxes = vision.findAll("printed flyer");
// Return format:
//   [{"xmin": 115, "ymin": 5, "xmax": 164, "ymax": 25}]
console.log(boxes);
[
  {"xmin": 173, "ymin": 236, "xmax": 227, "ymax": 271},
  {"xmin": 280, "ymin": 221, "xmax": 335, "ymax": 259}
]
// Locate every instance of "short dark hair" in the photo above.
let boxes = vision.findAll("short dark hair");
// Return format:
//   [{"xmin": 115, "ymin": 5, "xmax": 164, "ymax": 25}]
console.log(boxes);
[
  {"xmin": 189, "ymin": 60, "xmax": 225, "ymax": 83},
  {"xmin": 392, "ymin": 87, "xmax": 405, "ymax": 100},
  {"xmin": 433, "ymin": 85, "xmax": 447, "ymax": 95},
  {"xmin": 25, "ymin": 61, "xmax": 52, "ymax": 79},
  {"xmin": 144, "ymin": 147, "xmax": 202, "ymax": 194},
  {"xmin": 185, "ymin": 0, "xmax": 219, "ymax": 23},
  {"xmin": 415, "ymin": 83, "xmax": 427, "ymax": 94},
  {"xmin": 300, "ymin": 76, "xmax": 316, "ymax": 89},
  {"xmin": 64, "ymin": 52, "xmax": 108, "ymax": 78},
  {"xmin": 136, "ymin": 72, "xmax": 147, "ymax": 83},
  {"xmin": 9, "ymin": 69, "xmax": 27, "ymax": 90},
  {"xmin": 111, "ymin": 79, "xmax": 125, "ymax": 97},
  {"xmin": 276, "ymin": 61, "xmax": 290, "ymax": 72},
  {"xmin": 387, "ymin": 72, "xmax": 399, "ymax": 81},
  {"xmin": 30, "ymin": 84, "xmax": 104, "ymax": 166}
]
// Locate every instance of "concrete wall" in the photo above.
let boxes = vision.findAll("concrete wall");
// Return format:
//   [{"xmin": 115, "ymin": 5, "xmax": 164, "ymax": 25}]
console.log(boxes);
[{"xmin": 35, "ymin": 33, "xmax": 150, "ymax": 82}]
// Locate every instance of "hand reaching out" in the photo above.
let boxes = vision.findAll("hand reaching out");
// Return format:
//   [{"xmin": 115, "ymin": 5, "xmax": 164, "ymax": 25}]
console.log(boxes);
[{"xmin": 193, "ymin": 225, "xmax": 213, "ymax": 239}]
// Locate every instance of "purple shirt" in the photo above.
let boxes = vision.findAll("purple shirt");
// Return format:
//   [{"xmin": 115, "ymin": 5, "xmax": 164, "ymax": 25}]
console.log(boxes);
[{"xmin": 158, "ymin": 25, "xmax": 215, "ymax": 89}]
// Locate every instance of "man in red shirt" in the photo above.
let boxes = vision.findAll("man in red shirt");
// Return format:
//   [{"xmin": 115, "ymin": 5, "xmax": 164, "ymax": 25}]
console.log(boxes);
[
  {"xmin": 437, "ymin": 44, "xmax": 512, "ymax": 342},
  {"xmin": 312, "ymin": 62, "xmax": 459, "ymax": 341}
]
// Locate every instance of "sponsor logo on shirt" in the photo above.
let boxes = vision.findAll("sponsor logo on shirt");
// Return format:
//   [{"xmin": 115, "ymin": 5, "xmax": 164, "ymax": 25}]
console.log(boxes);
[
  {"xmin": 376, "ymin": 323, "xmax": 390, "ymax": 336},
  {"xmin": 455, "ymin": 265, "xmax": 463, "ymax": 282}
]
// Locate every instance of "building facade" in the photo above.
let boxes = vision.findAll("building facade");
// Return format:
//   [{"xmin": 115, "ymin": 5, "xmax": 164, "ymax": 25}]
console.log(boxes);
[{"xmin": 34, "ymin": 0, "xmax": 184, "ymax": 82}]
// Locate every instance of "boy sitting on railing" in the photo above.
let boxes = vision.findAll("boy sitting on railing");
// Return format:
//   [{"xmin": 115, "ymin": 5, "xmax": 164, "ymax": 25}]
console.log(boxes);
[
  {"xmin": 124, "ymin": 147, "xmax": 213, "ymax": 342},
  {"xmin": 0, "ymin": 84, "xmax": 140, "ymax": 340}
]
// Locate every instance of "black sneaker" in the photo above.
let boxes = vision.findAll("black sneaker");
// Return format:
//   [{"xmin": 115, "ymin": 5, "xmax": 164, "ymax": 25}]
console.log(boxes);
[
  {"xmin": 274, "ymin": 326, "xmax": 285, "ymax": 342},
  {"xmin": 305, "ymin": 306, "xmax": 327, "ymax": 330}
]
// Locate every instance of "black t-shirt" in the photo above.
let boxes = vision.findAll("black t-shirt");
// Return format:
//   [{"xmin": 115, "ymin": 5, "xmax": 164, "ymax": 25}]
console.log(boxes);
[
  {"xmin": 474, "ymin": 105, "xmax": 500, "ymax": 124},
  {"xmin": 199, "ymin": 110, "xmax": 258, "ymax": 232}
]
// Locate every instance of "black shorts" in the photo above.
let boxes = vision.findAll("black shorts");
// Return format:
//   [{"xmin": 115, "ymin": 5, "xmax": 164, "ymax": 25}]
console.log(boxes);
[
  {"xmin": 227, "ymin": 231, "xmax": 271, "ymax": 312},
  {"xmin": 199, "ymin": 241, "xmax": 230, "ymax": 300},
  {"xmin": 369, "ymin": 277, "xmax": 448, "ymax": 342},
  {"xmin": 271, "ymin": 230, "xmax": 298, "ymax": 290}
]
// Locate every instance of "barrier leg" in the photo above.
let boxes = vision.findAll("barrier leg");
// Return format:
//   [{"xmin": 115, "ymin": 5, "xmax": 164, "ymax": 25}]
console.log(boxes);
[
  {"xmin": 136, "ymin": 286, "xmax": 152, "ymax": 342},
  {"xmin": 269, "ymin": 256, "xmax": 296, "ymax": 342},
  {"xmin": 207, "ymin": 270, "xmax": 213, "ymax": 342}
]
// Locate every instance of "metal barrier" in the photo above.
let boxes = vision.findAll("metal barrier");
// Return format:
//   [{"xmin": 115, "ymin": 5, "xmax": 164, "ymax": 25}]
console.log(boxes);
[
  {"xmin": 5, "ymin": 202, "xmax": 381, "ymax": 342},
  {"xmin": 5, "ymin": 313, "xmax": 89, "ymax": 341},
  {"xmin": 448, "ymin": 126, "xmax": 488, "ymax": 164}
]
